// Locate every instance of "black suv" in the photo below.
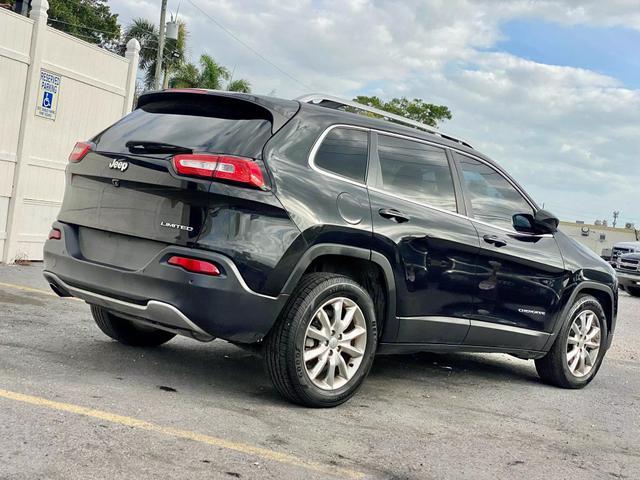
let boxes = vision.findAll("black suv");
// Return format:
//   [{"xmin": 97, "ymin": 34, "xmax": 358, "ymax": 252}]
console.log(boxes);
[{"xmin": 43, "ymin": 90, "xmax": 618, "ymax": 407}]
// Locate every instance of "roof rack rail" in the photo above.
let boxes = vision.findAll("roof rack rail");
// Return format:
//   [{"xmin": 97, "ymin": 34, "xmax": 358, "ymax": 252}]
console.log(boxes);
[{"xmin": 296, "ymin": 93, "xmax": 472, "ymax": 149}]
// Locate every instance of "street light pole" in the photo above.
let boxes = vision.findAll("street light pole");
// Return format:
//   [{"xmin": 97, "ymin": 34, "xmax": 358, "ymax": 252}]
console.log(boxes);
[{"xmin": 153, "ymin": 0, "xmax": 168, "ymax": 90}]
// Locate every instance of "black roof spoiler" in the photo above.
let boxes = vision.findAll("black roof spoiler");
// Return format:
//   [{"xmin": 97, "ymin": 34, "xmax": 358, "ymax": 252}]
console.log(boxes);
[{"xmin": 137, "ymin": 89, "xmax": 300, "ymax": 133}]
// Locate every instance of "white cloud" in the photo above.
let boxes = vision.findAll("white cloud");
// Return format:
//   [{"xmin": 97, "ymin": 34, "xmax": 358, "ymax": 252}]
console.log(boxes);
[{"xmin": 109, "ymin": 0, "xmax": 640, "ymax": 225}]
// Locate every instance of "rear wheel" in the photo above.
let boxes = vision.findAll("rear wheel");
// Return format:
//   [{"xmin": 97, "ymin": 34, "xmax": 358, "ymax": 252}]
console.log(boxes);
[
  {"xmin": 265, "ymin": 273, "xmax": 377, "ymax": 407},
  {"xmin": 535, "ymin": 295, "xmax": 607, "ymax": 388},
  {"xmin": 90, "ymin": 305, "xmax": 176, "ymax": 347}
]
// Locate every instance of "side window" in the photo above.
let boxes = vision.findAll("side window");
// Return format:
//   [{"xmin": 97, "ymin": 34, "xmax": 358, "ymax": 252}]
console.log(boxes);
[
  {"xmin": 313, "ymin": 128, "xmax": 368, "ymax": 183},
  {"xmin": 454, "ymin": 153, "xmax": 533, "ymax": 230},
  {"xmin": 373, "ymin": 134, "xmax": 457, "ymax": 212}
]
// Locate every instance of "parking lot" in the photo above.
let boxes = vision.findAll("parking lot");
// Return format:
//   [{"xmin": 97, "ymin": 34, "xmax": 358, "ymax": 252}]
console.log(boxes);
[{"xmin": 0, "ymin": 264, "xmax": 638, "ymax": 479}]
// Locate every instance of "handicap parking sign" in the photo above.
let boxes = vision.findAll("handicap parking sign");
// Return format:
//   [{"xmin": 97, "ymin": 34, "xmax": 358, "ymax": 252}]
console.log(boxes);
[
  {"xmin": 35, "ymin": 69, "xmax": 61, "ymax": 120},
  {"xmin": 42, "ymin": 91, "xmax": 54, "ymax": 109}
]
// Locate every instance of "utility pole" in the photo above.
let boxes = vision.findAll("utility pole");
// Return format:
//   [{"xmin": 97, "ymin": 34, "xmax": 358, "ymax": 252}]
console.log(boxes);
[
  {"xmin": 153, "ymin": 0, "xmax": 168, "ymax": 90},
  {"xmin": 613, "ymin": 210, "xmax": 619, "ymax": 228}
]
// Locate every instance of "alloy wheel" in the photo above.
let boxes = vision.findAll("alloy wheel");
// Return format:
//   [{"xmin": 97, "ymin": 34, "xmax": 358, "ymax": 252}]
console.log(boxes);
[
  {"xmin": 566, "ymin": 309, "xmax": 601, "ymax": 378},
  {"xmin": 303, "ymin": 297, "xmax": 367, "ymax": 390}
]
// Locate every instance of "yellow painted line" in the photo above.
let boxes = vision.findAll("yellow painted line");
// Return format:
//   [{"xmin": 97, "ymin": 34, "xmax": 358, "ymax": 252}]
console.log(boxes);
[
  {"xmin": 0, "ymin": 281, "xmax": 81, "ymax": 301},
  {"xmin": 0, "ymin": 388, "xmax": 365, "ymax": 480}
]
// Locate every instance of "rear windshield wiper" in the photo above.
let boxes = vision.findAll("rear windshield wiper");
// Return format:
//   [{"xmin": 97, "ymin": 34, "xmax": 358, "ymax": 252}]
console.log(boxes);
[{"xmin": 125, "ymin": 140, "xmax": 193, "ymax": 155}]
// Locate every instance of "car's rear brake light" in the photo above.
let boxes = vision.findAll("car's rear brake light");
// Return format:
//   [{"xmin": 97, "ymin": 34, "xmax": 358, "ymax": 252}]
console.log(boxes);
[
  {"xmin": 172, "ymin": 154, "xmax": 265, "ymax": 189},
  {"xmin": 165, "ymin": 88, "xmax": 208, "ymax": 94},
  {"xmin": 69, "ymin": 141, "xmax": 93, "ymax": 163},
  {"xmin": 48, "ymin": 228, "xmax": 61, "ymax": 240},
  {"xmin": 167, "ymin": 256, "xmax": 220, "ymax": 276}
]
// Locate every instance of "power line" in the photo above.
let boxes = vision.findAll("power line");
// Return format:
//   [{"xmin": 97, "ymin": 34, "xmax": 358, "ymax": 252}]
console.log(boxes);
[
  {"xmin": 48, "ymin": 18, "xmax": 119, "ymax": 37},
  {"xmin": 186, "ymin": 0, "xmax": 312, "ymax": 90}
]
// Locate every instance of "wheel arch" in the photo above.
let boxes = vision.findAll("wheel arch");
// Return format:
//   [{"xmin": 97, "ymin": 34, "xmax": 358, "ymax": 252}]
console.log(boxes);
[
  {"xmin": 544, "ymin": 281, "xmax": 616, "ymax": 351},
  {"xmin": 280, "ymin": 245, "xmax": 396, "ymax": 339}
]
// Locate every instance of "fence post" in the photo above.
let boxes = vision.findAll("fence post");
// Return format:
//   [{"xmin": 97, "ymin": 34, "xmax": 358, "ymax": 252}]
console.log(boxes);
[
  {"xmin": 3, "ymin": 0, "xmax": 49, "ymax": 263},
  {"xmin": 123, "ymin": 38, "xmax": 141, "ymax": 116}
]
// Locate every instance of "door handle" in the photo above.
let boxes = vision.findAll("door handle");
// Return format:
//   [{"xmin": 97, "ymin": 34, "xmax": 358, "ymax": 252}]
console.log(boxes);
[
  {"xmin": 378, "ymin": 208, "xmax": 410, "ymax": 223},
  {"xmin": 483, "ymin": 234, "xmax": 507, "ymax": 247}
]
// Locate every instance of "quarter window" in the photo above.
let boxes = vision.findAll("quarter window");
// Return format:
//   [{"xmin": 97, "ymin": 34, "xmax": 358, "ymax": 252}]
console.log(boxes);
[
  {"xmin": 313, "ymin": 128, "xmax": 368, "ymax": 183},
  {"xmin": 454, "ymin": 153, "xmax": 533, "ymax": 229},
  {"xmin": 373, "ymin": 134, "xmax": 457, "ymax": 212}
]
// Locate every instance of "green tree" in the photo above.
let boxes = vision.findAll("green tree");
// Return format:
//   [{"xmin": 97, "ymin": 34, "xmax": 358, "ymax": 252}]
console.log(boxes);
[
  {"xmin": 119, "ymin": 18, "xmax": 187, "ymax": 89},
  {"xmin": 47, "ymin": 0, "xmax": 121, "ymax": 49},
  {"xmin": 353, "ymin": 95, "xmax": 452, "ymax": 127},
  {"xmin": 170, "ymin": 54, "xmax": 251, "ymax": 93}
]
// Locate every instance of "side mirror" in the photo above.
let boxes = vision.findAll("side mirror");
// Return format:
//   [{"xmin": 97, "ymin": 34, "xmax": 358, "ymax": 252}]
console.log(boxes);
[
  {"xmin": 512, "ymin": 213, "xmax": 535, "ymax": 233},
  {"xmin": 512, "ymin": 210, "xmax": 558, "ymax": 234},
  {"xmin": 534, "ymin": 209, "xmax": 559, "ymax": 234}
]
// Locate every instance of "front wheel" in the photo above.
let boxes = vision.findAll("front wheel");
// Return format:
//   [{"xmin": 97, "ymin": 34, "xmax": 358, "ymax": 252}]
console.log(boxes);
[
  {"xmin": 265, "ymin": 273, "xmax": 378, "ymax": 407},
  {"xmin": 535, "ymin": 295, "xmax": 608, "ymax": 388}
]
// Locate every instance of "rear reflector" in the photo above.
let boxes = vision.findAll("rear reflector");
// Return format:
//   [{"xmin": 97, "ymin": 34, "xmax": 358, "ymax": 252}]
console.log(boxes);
[
  {"xmin": 48, "ymin": 228, "xmax": 61, "ymax": 240},
  {"xmin": 69, "ymin": 141, "xmax": 93, "ymax": 163},
  {"xmin": 172, "ymin": 154, "xmax": 265, "ymax": 189},
  {"xmin": 167, "ymin": 256, "xmax": 220, "ymax": 276}
]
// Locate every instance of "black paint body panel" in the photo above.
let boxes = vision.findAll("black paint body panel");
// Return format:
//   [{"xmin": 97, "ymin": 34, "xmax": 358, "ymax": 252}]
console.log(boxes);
[{"xmin": 43, "ymin": 91, "xmax": 618, "ymax": 352}]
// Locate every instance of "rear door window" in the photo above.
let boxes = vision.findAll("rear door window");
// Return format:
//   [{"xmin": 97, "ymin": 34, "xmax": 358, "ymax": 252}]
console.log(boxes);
[
  {"xmin": 372, "ymin": 134, "xmax": 457, "ymax": 212},
  {"xmin": 313, "ymin": 127, "xmax": 369, "ymax": 183},
  {"xmin": 454, "ymin": 152, "xmax": 533, "ymax": 229},
  {"xmin": 93, "ymin": 94, "xmax": 273, "ymax": 159}
]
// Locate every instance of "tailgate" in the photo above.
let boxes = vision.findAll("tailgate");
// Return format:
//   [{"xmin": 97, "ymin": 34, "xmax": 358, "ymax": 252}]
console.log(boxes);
[{"xmin": 57, "ymin": 90, "xmax": 298, "ymax": 247}]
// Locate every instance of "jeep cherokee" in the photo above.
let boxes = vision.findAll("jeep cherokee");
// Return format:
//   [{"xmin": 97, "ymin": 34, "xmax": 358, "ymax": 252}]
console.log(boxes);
[{"xmin": 43, "ymin": 90, "xmax": 618, "ymax": 407}]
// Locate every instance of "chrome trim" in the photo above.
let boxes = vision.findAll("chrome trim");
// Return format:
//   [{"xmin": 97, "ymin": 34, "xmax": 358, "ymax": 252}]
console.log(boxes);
[
  {"xmin": 469, "ymin": 319, "xmax": 551, "ymax": 338},
  {"xmin": 308, "ymin": 124, "xmax": 552, "ymax": 238},
  {"xmin": 44, "ymin": 272, "xmax": 213, "ymax": 339},
  {"xmin": 368, "ymin": 185, "xmax": 552, "ymax": 238},
  {"xmin": 224, "ymin": 258, "xmax": 278, "ymax": 300},
  {"xmin": 398, "ymin": 315, "xmax": 552, "ymax": 338},
  {"xmin": 397, "ymin": 315, "xmax": 469, "ymax": 326},
  {"xmin": 297, "ymin": 93, "xmax": 472, "ymax": 147},
  {"xmin": 308, "ymin": 124, "xmax": 369, "ymax": 188}
]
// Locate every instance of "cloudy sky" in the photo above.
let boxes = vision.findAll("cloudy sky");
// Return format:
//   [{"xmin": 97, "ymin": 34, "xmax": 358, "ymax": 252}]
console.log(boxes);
[{"xmin": 109, "ymin": 0, "xmax": 640, "ymax": 226}]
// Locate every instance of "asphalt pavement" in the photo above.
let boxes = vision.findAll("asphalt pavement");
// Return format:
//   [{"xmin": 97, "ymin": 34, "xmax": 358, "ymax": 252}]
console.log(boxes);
[{"xmin": 1, "ymin": 264, "xmax": 638, "ymax": 479}]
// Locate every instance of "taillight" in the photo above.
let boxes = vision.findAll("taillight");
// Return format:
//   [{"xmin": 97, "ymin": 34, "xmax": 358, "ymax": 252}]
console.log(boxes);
[
  {"xmin": 69, "ymin": 141, "xmax": 93, "ymax": 163},
  {"xmin": 172, "ymin": 154, "xmax": 266, "ymax": 189},
  {"xmin": 167, "ymin": 256, "xmax": 220, "ymax": 276},
  {"xmin": 48, "ymin": 228, "xmax": 61, "ymax": 240}
]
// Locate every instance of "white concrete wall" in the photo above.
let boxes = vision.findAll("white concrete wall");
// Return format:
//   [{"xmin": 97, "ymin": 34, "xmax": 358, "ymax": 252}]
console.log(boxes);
[
  {"xmin": 0, "ymin": 9, "xmax": 32, "ymax": 261},
  {"xmin": 0, "ymin": 2, "xmax": 139, "ymax": 262},
  {"xmin": 559, "ymin": 222, "xmax": 639, "ymax": 256}
]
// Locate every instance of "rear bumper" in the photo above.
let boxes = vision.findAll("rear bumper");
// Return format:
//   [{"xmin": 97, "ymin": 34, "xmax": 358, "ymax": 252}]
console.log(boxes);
[{"xmin": 43, "ymin": 222, "xmax": 288, "ymax": 343}]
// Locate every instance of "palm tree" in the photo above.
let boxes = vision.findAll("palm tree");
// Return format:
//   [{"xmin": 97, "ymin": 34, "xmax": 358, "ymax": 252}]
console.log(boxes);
[
  {"xmin": 120, "ymin": 18, "xmax": 187, "ymax": 89},
  {"xmin": 170, "ymin": 54, "xmax": 251, "ymax": 92},
  {"xmin": 227, "ymin": 79, "xmax": 251, "ymax": 93}
]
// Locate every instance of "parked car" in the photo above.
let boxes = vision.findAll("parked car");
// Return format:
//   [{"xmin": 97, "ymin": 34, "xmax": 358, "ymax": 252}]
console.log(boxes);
[
  {"xmin": 615, "ymin": 252, "xmax": 640, "ymax": 297},
  {"xmin": 610, "ymin": 241, "xmax": 640, "ymax": 266},
  {"xmin": 43, "ymin": 90, "xmax": 618, "ymax": 407}
]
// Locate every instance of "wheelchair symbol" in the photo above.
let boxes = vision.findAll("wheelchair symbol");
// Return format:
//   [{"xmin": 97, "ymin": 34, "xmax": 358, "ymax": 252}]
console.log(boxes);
[{"xmin": 42, "ymin": 91, "xmax": 54, "ymax": 109}]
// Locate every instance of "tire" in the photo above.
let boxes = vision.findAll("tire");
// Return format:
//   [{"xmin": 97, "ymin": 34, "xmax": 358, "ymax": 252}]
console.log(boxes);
[
  {"xmin": 265, "ymin": 273, "xmax": 378, "ymax": 407},
  {"xmin": 535, "ymin": 294, "xmax": 608, "ymax": 389},
  {"xmin": 90, "ymin": 305, "xmax": 176, "ymax": 347},
  {"xmin": 627, "ymin": 287, "xmax": 640, "ymax": 297}
]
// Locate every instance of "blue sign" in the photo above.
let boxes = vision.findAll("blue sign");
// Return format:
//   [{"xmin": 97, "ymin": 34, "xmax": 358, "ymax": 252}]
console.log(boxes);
[
  {"xmin": 36, "ymin": 69, "xmax": 61, "ymax": 120},
  {"xmin": 42, "ymin": 91, "xmax": 54, "ymax": 109}
]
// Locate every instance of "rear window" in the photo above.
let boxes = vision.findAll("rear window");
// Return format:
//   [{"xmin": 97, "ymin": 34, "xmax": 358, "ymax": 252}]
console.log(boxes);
[
  {"xmin": 92, "ymin": 94, "xmax": 273, "ymax": 159},
  {"xmin": 313, "ymin": 127, "xmax": 369, "ymax": 183}
]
